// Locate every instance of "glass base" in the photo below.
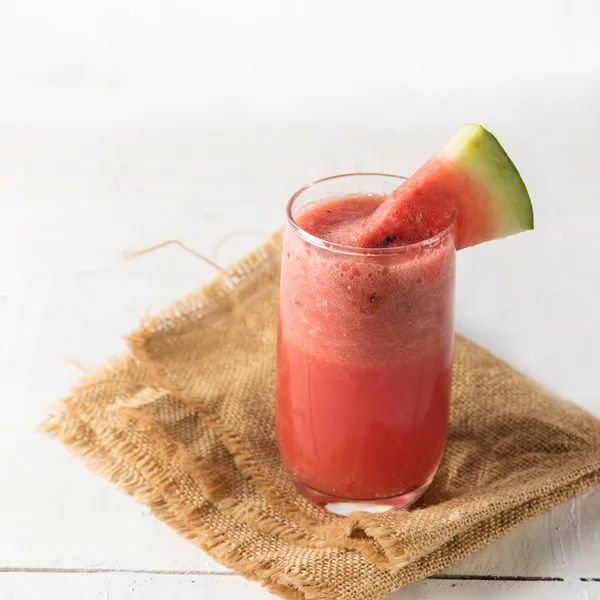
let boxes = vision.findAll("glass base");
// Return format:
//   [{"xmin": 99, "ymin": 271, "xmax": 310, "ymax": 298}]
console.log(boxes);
[{"xmin": 294, "ymin": 475, "xmax": 434, "ymax": 516}]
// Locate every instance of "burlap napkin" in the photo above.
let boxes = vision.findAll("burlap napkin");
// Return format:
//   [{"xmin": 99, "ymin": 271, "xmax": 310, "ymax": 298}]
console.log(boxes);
[{"xmin": 44, "ymin": 231, "xmax": 600, "ymax": 600}]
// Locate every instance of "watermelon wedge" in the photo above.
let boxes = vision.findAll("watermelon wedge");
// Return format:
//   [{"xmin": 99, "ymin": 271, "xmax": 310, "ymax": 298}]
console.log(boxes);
[{"xmin": 353, "ymin": 124, "xmax": 533, "ymax": 249}]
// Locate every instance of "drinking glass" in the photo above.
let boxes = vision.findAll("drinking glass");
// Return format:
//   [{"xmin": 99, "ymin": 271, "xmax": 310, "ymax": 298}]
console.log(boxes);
[{"xmin": 276, "ymin": 174, "xmax": 456, "ymax": 514}]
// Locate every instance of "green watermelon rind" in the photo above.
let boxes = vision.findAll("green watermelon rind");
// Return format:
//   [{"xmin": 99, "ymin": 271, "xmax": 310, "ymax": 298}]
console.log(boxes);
[{"xmin": 441, "ymin": 124, "xmax": 534, "ymax": 238}]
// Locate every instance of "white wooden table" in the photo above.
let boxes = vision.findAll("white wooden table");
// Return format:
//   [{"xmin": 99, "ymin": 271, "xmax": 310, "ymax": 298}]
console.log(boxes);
[
  {"xmin": 2, "ymin": 2, "xmax": 600, "ymax": 596},
  {"xmin": 1, "ymin": 124, "xmax": 599, "ymax": 600}
]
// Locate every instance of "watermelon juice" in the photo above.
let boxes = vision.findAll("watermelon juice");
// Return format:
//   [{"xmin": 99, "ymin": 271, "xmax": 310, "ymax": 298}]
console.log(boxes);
[{"xmin": 276, "ymin": 174, "xmax": 455, "ymax": 510}]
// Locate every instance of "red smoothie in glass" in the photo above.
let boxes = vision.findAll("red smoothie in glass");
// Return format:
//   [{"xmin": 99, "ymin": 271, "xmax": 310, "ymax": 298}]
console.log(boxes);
[{"xmin": 276, "ymin": 181, "xmax": 455, "ymax": 506}]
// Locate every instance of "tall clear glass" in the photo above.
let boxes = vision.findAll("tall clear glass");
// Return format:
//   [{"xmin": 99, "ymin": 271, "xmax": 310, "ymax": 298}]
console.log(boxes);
[{"xmin": 276, "ymin": 174, "xmax": 456, "ymax": 514}]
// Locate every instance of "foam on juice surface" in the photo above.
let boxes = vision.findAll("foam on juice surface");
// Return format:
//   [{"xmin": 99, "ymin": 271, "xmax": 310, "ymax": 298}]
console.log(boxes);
[
  {"xmin": 295, "ymin": 194, "xmax": 410, "ymax": 247},
  {"xmin": 282, "ymin": 195, "xmax": 455, "ymax": 366}
]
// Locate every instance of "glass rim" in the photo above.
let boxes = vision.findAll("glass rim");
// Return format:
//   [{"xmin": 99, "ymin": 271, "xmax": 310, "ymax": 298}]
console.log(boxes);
[{"xmin": 286, "ymin": 172, "xmax": 456, "ymax": 256}]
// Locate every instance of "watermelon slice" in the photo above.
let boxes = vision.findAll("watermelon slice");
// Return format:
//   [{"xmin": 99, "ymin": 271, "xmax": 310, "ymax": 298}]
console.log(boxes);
[{"xmin": 353, "ymin": 124, "xmax": 533, "ymax": 249}]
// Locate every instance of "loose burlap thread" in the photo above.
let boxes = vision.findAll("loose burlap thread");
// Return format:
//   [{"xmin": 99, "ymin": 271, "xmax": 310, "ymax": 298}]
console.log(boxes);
[{"xmin": 44, "ymin": 231, "xmax": 600, "ymax": 599}]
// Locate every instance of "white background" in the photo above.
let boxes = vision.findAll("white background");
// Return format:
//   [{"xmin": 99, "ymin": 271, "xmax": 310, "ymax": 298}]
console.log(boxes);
[{"xmin": 1, "ymin": 1, "xmax": 600, "ymax": 598}]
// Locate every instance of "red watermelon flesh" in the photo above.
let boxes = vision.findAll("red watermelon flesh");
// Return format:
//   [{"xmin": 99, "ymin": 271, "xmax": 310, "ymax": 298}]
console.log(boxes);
[{"xmin": 351, "ymin": 124, "xmax": 533, "ymax": 250}]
